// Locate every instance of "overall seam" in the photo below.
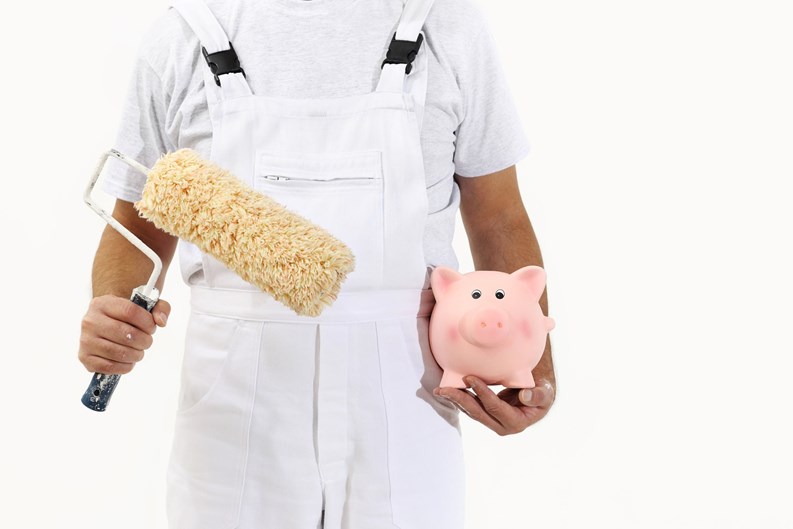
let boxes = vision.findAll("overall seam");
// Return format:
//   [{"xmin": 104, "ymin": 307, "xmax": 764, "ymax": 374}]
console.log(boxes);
[
  {"xmin": 373, "ymin": 320, "xmax": 404, "ymax": 529},
  {"xmin": 233, "ymin": 320, "xmax": 265, "ymax": 526}
]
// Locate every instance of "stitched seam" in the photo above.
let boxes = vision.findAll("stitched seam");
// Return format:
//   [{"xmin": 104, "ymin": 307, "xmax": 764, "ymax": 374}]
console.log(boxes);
[
  {"xmin": 232, "ymin": 320, "xmax": 264, "ymax": 527},
  {"xmin": 373, "ymin": 321, "xmax": 404, "ymax": 529},
  {"xmin": 314, "ymin": 324, "xmax": 324, "ymax": 491}
]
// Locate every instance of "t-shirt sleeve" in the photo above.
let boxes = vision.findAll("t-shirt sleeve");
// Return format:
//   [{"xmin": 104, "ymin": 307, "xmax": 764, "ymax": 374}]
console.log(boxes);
[
  {"xmin": 452, "ymin": 13, "xmax": 531, "ymax": 178},
  {"xmin": 100, "ymin": 44, "xmax": 175, "ymax": 203}
]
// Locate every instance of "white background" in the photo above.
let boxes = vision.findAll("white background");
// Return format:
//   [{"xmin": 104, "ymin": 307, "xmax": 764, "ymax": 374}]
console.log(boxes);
[{"xmin": 1, "ymin": 0, "xmax": 791, "ymax": 528}]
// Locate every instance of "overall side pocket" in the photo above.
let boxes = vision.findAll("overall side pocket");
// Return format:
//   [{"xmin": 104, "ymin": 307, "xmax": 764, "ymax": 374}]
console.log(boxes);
[{"xmin": 167, "ymin": 313, "xmax": 262, "ymax": 529}]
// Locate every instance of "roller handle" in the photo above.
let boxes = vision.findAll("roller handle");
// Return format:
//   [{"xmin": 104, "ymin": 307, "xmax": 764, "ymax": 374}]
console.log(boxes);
[{"xmin": 81, "ymin": 287, "xmax": 159, "ymax": 412}]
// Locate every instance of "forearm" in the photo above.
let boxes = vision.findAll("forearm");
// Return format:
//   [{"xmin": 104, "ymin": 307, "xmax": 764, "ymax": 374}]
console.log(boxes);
[
  {"xmin": 91, "ymin": 224, "xmax": 173, "ymax": 298},
  {"xmin": 463, "ymin": 212, "xmax": 556, "ymax": 389},
  {"xmin": 81, "ymin": 215, "xmax": 176, "ymax": 377}
]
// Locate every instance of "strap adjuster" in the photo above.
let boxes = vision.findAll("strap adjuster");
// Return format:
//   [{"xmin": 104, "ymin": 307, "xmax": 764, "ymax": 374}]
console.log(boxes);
[
  {"xmin": 202, "ymin": 42, "xmax": 246, "ymax": 87},
  {"xmin": 381, "ymin": 32, "xmax": 424, "ymax": 75}
]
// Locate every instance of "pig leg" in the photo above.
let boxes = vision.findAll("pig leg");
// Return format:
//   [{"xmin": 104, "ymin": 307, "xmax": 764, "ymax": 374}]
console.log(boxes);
[
  {"xmin": 439, "ymin": 369, "xmax": 468, "ymax": 389},
  {"xmin": 502, "ymin": 369, "xmax": 535, "ymax": 389}
]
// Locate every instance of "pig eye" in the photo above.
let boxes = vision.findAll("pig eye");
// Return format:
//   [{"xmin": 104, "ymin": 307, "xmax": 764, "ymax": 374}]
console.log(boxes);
[
  {"xmin": 471, "ymin": 289, "xmax": 482, "ymax": 299},
  {"xmin": 495, "ymin": 289, "xmax": 505, "ymax": 299}
]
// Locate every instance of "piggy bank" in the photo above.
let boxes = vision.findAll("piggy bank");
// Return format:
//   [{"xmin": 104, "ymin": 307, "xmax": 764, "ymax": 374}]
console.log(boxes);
[{"xmin": 429, "ymin": 266, "xmax": 555, "ymax": 389}]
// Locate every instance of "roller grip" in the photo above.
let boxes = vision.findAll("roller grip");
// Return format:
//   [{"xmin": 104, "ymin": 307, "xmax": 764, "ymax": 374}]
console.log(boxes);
[{"xmin": 81, "ymin": 291, "xmax": 155, "ymax": 412}]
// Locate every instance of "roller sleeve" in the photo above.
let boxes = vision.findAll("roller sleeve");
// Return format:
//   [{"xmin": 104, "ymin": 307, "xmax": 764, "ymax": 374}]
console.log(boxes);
[{"xmin": 134, "ymin": 148, "xmax": 355, "ymax": 317}]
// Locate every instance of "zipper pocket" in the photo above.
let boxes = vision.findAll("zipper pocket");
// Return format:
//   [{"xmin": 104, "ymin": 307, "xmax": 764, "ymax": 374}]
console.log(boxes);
[
  {"xmin": 256, "ymin": 150, "xmax": 383, "ymax": 184},
  {"xmin": 260, "ymin": 174, "xmax": 377, "ymax": 183}
]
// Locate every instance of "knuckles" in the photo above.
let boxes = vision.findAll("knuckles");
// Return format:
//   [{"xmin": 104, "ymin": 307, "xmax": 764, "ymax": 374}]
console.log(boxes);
[{"xmin": 140, "ymin": 335, "xmax": 154, "ymax": 350}]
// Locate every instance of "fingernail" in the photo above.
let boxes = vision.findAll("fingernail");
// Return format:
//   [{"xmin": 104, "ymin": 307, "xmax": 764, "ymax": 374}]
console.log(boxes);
[
  {"xmin": 156, "ymin": 312, "xmax": 167, "ymax": 325},
  {"xmin": 519, "ymin": 389, "xmax": 532, "ymax": 405}
]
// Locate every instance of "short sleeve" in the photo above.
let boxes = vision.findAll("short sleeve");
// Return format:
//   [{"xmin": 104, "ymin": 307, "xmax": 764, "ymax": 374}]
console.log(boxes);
[
  {"xmin": 452, "ymin": 15, "xmax": 531, "ymax": 178},
  {"xmin": 100, "ymin": 49, "xmax": 174, "ymax": 203}
]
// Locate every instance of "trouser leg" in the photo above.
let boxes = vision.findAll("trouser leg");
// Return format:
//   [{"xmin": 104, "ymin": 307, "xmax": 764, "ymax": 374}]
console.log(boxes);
[
  {"xmin": 240, "ymin": 321, "xmax": 324, "ymax": 528},
  {"xmin": 338, "ymin": 318, "xmax": 466, "ymax": 529}
]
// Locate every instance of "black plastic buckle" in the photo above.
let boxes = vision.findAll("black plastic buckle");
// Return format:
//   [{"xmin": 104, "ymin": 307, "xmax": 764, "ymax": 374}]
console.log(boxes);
[
  {"xmin": 202, "ymin": 42, "xmax": 246, "ymax": 87},
  {"xmin": 381, "ymin": 32, "xmax": 424, "ymax": 75}
]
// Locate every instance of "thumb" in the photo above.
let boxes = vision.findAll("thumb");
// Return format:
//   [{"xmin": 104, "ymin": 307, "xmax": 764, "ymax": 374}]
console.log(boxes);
[
  {"xmin": 518, "ymin": 379, "xmax": 555, "ymax": 407},
  {"xmin": 152, "ymin": 299, "xmax": 172, "ymax": 327}
]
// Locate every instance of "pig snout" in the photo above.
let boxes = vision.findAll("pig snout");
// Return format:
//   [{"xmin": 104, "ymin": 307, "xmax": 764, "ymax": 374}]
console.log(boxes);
[{"xmin": 462, "ymin": 308, "xmax": 511, "ymax": 348}]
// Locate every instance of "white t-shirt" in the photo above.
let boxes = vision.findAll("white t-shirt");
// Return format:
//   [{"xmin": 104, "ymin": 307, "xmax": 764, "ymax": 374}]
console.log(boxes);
[{"xmin": 102, "ymin": 0, "xmax": 531, "ymax": 280}]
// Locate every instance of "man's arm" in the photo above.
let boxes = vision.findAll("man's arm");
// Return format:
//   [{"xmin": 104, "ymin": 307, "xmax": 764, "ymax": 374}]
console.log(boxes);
[
  {"xmin": 456, "ymin": 165, "xmax": 556, "ymax": 390},
  {"xmin": 78, "ymin": 199, "xmax": 178, "ymax": 375},
  {"xmin": 92, "ymin": 199, "xmax": 178, "ymax": 298},
  {"xmin": 433, "ymin": 164, "xmax": 556, "ymax": 435}
]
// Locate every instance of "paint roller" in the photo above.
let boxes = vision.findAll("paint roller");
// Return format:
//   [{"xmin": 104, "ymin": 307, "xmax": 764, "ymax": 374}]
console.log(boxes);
[{"xmin": 82, "ymin": 148, "xmax": 355, "ymax": 412}]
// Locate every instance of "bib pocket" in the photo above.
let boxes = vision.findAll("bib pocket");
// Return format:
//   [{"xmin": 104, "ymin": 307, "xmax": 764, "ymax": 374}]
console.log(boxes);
[{"xmin": 254, "ymin": 149, "xmax": 385, "ymax": 290}]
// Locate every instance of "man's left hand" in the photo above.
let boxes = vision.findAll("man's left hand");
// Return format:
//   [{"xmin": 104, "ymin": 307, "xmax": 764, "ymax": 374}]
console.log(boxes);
[{"xmin": 433, "ymin": 375, "xmax": 555, "ymax": 436}]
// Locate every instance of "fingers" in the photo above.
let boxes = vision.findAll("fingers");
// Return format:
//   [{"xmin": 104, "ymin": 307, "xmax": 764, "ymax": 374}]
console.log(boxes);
[
  {"xmin": 78, "ymin": 335, "xmax": 143, "ymax": 374},
  {"xmin": 78, "ymin": 294, "xmax": 171, "ymax": 375},
  {"xmin": 93, "ymin": 295, "xmax": 157, "ymax": 334},
  {"xmin": 434, "ymin": 376, "xmax": 555, "ymax": 436},
  {"xmin": 434, "ymin": 375, "xmax": 523, "ymax": 435},
  {"xmin": 518, "ymin": 379, "xmax": 555, "ymax": 408},
  {"xmin": 98, "ymin": 323, "xmax": 152, "ymax": 354},
  {"xmin": 434, "ymin": 386, "xmax": 507, "ymax": 434},
  {"xmin": 94, "ymin": 318, "xmax": 154, "ymax": 351},
  {"xmin": 464, "ymin": 376, "xmax": 524, "ymax": 430}
]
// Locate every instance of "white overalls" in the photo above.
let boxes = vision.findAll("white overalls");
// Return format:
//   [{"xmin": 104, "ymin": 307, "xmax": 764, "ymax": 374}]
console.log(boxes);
[{"xmin": 167, "ymin": 1, "xmax": 465, "ymax": 528}]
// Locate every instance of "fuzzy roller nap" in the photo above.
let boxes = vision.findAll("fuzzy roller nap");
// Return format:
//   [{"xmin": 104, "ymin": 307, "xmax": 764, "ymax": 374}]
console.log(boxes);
[{"xmin": 135, "ymin": 148, "xmax": 355, "ymax": 317}]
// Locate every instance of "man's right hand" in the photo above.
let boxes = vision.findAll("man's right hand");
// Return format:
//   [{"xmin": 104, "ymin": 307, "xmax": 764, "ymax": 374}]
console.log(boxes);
[{"xmin": 78, "ymin": 295, "xmax": 171, "ymax": 375}]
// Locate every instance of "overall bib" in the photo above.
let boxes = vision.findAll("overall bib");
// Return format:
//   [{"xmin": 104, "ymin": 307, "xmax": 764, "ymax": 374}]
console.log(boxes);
[{"xmin": 168, "ymin": 1, "xmax": 465, "ymax": 528}]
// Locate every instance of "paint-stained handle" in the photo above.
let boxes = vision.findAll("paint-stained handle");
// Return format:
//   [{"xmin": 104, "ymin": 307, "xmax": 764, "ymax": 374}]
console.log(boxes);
[{"xmin": 81, "ymin": 287, "xmax": 159, "ymax": 412}]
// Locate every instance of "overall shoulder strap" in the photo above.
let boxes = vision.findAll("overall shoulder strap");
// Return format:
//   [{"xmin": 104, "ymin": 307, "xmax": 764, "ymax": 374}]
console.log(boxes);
[
  {"xmin": 393, "ymin": 0, "xmax": 436, "ymax": 42},
  {"xmin": 171, "ymin": 0, "xmax": 253, "ymax": 101},
  {"xmin": 376, "ymin": 0, "xmax": 436, "ymax": 130}
]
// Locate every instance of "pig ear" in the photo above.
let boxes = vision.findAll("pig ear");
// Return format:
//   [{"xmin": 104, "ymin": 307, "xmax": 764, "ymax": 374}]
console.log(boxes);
[
  {"xmin": 511, "ymin": 265, "xmax": 547, "ymax": 300},
  {"xmin": 430, "ymin": 266, "xmax": 463, "ymax": 299}
]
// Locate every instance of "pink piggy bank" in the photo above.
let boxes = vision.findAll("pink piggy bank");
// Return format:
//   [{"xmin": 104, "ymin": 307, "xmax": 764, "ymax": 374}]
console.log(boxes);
[{"xmin": 429, "ymin": 266, "xmax": 555, "ymax": 389}]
